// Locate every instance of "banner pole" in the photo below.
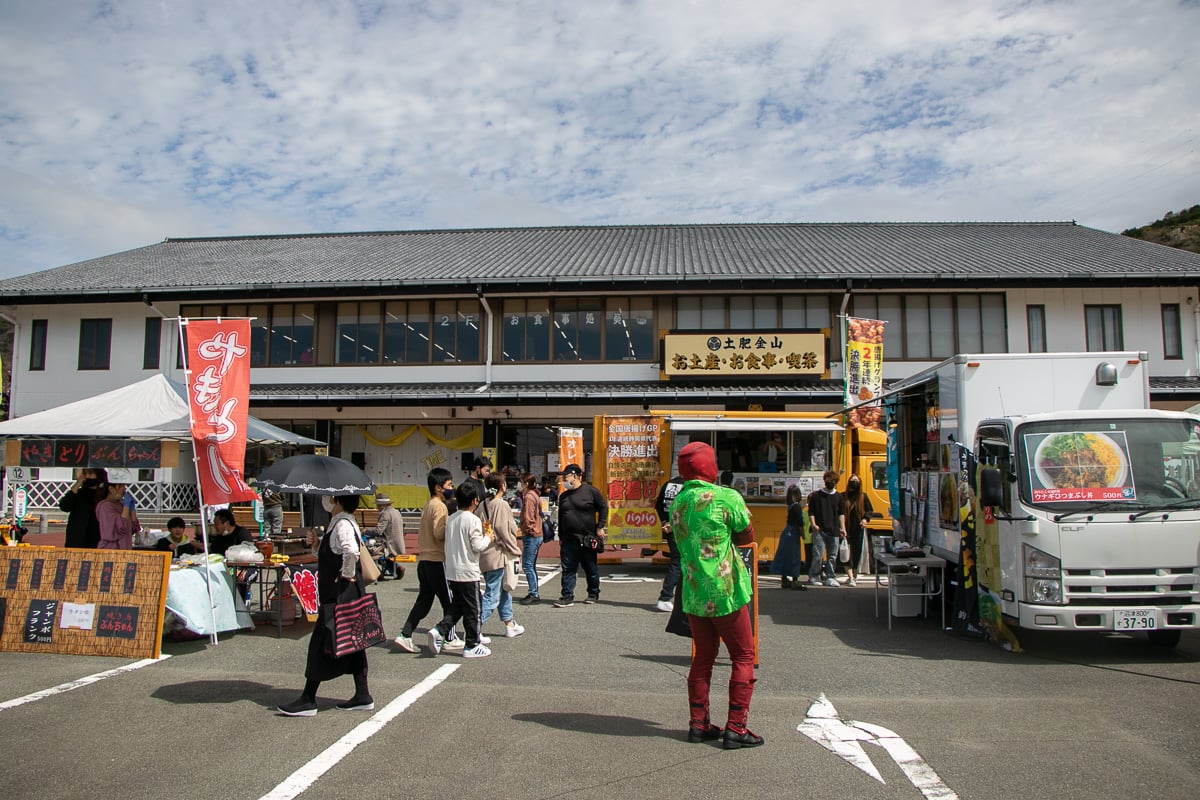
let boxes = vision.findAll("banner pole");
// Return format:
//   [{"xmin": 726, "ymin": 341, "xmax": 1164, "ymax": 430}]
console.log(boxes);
[{"xmin": 177, "ymin": 317, "xmax": 220, "ymax": 647}]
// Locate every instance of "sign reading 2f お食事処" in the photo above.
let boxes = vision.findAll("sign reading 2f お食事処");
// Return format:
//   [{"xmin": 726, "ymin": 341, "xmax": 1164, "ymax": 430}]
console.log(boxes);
[{"xmin": 661, "ymin": 331, "xmax": 828, "ymax": 379}]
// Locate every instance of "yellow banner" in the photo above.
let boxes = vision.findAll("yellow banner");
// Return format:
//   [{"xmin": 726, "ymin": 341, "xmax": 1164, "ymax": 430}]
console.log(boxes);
[
  {"xmin": 602, "ymin": 416, "xmax": 665, "ymax": 544},
  {"xmin": 844, "ymin": 317, "xmax": 885, "ymax": 429},
  {"xmin": 662, "ymin": 331, "xmax": 827, "ymax": 378}
]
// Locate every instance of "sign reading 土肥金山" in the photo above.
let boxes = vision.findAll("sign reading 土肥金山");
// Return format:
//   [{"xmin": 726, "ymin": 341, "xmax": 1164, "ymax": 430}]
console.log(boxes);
[
  {"xmin": 184, "ymin": 318, "xmax": 258, "ymax": 505},
  {"xmin": 662, "ymin": 331, "xmax": 827, "ymax": 378}
]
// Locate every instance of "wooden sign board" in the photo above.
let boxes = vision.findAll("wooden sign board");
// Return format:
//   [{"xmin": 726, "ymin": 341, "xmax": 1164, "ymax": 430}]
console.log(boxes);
[{"xmin": 0, "ymin": 547, "xmax": 170, "ymax": 659}]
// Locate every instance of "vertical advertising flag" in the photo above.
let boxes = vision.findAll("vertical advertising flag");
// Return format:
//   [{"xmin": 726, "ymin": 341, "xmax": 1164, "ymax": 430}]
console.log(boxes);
[
  {"xmin": 185, "ymin": 319, "xmax": 258, "ymax": 505},
  {"xmin": 558, "ymin": 427, "xmax": 585, "ymax": 474},
  {"xmin": 844, "ymin": 316, "xmax": 886, "ymax": 429}
]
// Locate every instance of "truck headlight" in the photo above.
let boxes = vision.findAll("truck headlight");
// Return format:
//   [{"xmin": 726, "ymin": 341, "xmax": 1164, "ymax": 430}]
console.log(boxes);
[{"xmin": 1024, "ymin": 544, "xmax": 1062, "ymax": 604}]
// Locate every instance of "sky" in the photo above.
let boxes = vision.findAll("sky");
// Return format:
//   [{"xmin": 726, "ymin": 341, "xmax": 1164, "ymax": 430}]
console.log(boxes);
[{"xmin": 0, "ymin": 0, "xmax": 1197, "ymax": 280}]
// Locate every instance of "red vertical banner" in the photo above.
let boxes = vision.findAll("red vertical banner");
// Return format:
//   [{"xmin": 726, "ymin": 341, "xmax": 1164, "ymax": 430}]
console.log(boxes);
[{"xmin": 185, "ymin": 319, "xmax": 258, "ymax": 504}]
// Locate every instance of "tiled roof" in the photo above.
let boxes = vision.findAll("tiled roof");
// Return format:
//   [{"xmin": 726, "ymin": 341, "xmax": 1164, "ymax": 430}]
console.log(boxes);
[{"xmin": 3, "ymin": 222, "xmax": 1199, "ymax": 300}]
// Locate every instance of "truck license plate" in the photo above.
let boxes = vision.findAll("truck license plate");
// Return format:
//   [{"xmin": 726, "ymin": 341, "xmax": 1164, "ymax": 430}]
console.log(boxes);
[{"xmin": 1114, "ymin": 609, "xmax": 1157, "ymax": 630}]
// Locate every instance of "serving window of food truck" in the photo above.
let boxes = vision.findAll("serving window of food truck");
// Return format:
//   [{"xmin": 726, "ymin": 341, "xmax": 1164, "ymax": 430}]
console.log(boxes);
[{"xmin": 666, "ymin": 416, "xmax": 842, "ymax": 505}]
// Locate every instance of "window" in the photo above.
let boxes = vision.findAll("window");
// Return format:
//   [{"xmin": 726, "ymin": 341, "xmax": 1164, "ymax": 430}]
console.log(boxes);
[
  {"xmin": 502, "ymin": 299, "xmax": 551, "ymax": 362},
  {"xmin": 1027, "ymin": 305, "xmax": 1046, "ymax": 352},
  {"xmin": 1162, "ymin": 304, "xmax": 1182, "ymax": 360},
  {"xmin": 605, "ymin": 298, "xmax": 654, "ymax": 361},
  {"xmin": 553, "ymin": 298, "xmax": 603, "ymax": 361},
  {"xmin": 336, "ymin": 302, "xmax": 381, "ymax": 364},
  {"xmin": 143, "ymin": 317, "xmax": 161, "ymax": 370},
  {"xmin": 384, "ymin": 301, "xmax": 431, "ymax": 364},
  {"xmin": 29, "ymin": 319, "xmax": 47, "ymax": 371},
  {"xmin": 432, "ymin": 300, "xmax": 481, "ymax": 362},
  {"xmin": 1085, "ymin": 305, "xmax": 1123, "ymax": 351},
  {"xmin": 853, "ymin": 293, "xmax": 1005, "ymax": 359},
  {"xmin": 268, "ymin": 304, "xmax": 316, "ymax": 365},
  {"xmin": 78, "ymin": 319, "xmax": 112, "ymax": 370}
]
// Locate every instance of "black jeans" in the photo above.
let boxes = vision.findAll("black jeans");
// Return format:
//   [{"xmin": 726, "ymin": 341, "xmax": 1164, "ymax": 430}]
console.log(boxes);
[
  {"xmin": 400, "ymin": 560, "xmax": 453, "ymax": 637},
  {"xmin": 437, "ymin": 579, "xmax": 483, "ymax": 648},
  {"xmin": 559, "ymin": 535, "xmax": 601, "ymax": 600}
]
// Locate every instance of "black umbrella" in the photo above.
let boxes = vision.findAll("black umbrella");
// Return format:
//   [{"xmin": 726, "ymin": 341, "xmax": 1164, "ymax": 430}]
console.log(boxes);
[{"xmin": 255, "ymin": 454, "xmax": 375, "ymax": 496}]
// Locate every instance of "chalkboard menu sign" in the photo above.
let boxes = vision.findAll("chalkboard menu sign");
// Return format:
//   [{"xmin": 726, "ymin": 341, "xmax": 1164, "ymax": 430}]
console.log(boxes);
[{"xmin": 0, "ymin": 547, "xmax": 169, "ymax": 659}]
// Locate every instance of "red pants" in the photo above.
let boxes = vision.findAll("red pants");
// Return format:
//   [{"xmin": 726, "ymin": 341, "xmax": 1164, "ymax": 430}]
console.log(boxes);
[{"xmin": 688, "ymin": 603, "xmax": 756, "ymax": 732}]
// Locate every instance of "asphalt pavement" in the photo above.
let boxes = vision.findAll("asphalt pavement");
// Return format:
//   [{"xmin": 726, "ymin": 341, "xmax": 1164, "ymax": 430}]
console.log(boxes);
[{"xmin": 1, "ymin": 561, "xmax": 1197, "ymax": 800}]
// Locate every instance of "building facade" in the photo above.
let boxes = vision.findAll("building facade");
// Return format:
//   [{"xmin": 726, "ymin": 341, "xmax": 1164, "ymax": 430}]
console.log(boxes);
[{"xmin": 2, "ymin": 222, "xmax": 1199, "ymax": 511}]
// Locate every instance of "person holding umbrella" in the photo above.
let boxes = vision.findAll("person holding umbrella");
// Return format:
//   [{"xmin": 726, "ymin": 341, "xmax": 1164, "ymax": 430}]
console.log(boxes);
[{"xmin": 277, "ymin": 492, "xmax": 374, "ymax": 717}]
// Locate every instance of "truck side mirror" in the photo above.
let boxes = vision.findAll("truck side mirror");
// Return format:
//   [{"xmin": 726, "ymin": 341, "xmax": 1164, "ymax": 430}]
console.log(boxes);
[{"xmin": 979, "ymin": 467, "xmax": 1004, "ymax": 507}]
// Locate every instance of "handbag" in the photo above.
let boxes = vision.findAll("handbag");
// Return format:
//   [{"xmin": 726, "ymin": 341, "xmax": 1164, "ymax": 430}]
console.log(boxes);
[
  {"xmin": 358, "ymin": 541, "xmax": 382, "ymax": 585},
  {"xmin": 838, "ymin": 536, "xmax": 851, "ymax": 564},
  {"xmin": 502, "ymin": 555, "xmax": 520, "ymax": 592},
  {"xmin": 322, "ymin": 584, "xmax": 386, "ymax": 657},
  {"xmin": 541, "ymin": 516, "xmax": 555, "ymax": 542},
  {"xmin": 665, "ymin": 580, "xmax": 691, "ymax": 638},
  {"xmin": 584, "ymin": 533, "xmax": 604, "ymax": 552}
]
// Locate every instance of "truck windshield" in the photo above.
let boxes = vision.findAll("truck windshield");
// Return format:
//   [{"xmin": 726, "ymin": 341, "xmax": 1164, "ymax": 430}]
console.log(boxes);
[{"xmin": 1017, "ymin": 417, "xmax": 1200, "ymax": 512}]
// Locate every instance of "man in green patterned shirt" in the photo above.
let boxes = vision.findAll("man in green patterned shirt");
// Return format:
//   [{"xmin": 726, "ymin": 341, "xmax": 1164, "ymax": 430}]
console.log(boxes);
[{"xmin": 670, "ymin": 441, "xmax": 762, "ymax": 749}]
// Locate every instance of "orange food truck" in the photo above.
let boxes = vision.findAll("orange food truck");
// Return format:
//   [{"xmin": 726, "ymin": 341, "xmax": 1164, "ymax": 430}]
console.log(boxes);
[{"xmin": 592, "ymin": 410, "xmax": 891, "ymax": 562}]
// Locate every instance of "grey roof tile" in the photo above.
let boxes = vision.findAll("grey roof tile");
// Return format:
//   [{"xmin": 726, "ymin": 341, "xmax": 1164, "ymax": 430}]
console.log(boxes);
[{"xmin": 2, "ymin": 222, "xmax": 1199, "ymax": 300}]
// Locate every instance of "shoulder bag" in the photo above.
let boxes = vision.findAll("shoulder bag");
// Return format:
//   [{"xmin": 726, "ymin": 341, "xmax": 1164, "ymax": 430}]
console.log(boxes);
[{"xmin": 322, "ymin": 582, "xmax": 386, "ymax": 657}]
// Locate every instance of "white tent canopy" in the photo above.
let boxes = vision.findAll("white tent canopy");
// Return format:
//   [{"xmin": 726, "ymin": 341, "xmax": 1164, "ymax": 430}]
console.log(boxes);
[{"xmin": 0, "ymin": 374, "xmax": 322, "ymax": 446}]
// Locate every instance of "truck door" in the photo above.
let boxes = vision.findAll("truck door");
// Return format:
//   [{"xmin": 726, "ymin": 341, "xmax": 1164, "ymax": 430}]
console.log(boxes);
[{"xmin": 975, "ymin": 423, "xmax": 1020, "ymax": 616}]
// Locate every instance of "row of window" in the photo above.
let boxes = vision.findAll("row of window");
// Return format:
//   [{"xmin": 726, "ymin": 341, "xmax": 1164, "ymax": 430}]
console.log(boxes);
[{"xmin": 28, "ymin": 298, "xmax": 1186, "ymax": 371}]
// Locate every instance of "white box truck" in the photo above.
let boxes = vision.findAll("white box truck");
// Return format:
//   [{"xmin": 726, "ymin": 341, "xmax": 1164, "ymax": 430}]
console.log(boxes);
[{"xmin": 887, "ymin": 352, "xmax": 1200, "ymax": 647}]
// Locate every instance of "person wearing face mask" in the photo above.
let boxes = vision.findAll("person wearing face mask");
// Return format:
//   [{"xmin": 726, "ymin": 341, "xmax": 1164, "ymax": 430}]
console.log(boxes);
[
  {"xmin": 210, "ymin": 507, "xmax": 255, "ymax": 556},
  {"xmin": 807, "ymin": 469, "xmax": 846, "ymax": 588},
  {"xmin": 841, "ymin": 476, "xmax": 873, "ymax": 587},
  {"xmin": 59, "ymin": 467, "xmax": 107, "ymax": 549},
  {"xmin": 393, "ymin": 468, "xmax": 464, "ymax": 653},
  {"xmin": 552, "ymin": 463, "xmax": 608, "ymax": 608},
  {"xmin": 95, "ymin": 468, "xmax": 141, "ymax": 550}
]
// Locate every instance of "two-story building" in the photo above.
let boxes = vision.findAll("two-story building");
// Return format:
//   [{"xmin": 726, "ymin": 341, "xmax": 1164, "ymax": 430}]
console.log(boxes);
[{"xmin": 2, "ymin": 221, "xmax": 1199, "ymax": 512}]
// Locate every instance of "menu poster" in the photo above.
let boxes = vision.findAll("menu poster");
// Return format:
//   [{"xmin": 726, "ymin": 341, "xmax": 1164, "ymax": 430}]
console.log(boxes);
[
  {"xmin": 24, "ymin": 599, "xmax": 57, "ymax": 644},
  {"xmin": 0, "ymin": 547, "xmax": 169, "ymax": 658},
  {"xmin": 1024, "ymin": 431, "xmax": 1136, "ymax": 503},
  {"xmin": 96, "ymin": 606, "xmax": 139, "ymax": 640},
  {"xmin": 59, "ymin": 602, "xmax": 95, "ymax": 630}
]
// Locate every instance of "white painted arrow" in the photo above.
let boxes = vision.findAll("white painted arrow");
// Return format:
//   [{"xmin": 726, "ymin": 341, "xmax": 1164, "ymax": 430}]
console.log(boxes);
[{"xmin": 797, "ymin": 693, "xmax": 959, "ymax": 800}]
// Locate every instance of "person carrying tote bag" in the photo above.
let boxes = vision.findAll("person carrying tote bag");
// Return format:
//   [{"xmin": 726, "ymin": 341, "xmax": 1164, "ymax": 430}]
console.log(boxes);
[
  {"xmin": 478, "ymin": 473, "xmax": 526, "ymax": 640},
  {"xmin": 277, "ymin": 494, "xmax": 377, "ymax": 717}
]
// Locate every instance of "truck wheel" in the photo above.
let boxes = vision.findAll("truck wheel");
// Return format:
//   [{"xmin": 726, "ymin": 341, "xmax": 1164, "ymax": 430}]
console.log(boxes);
[{"xmin": 1147, "ymin": 629, "xmax": 1181, "ymax": 648}]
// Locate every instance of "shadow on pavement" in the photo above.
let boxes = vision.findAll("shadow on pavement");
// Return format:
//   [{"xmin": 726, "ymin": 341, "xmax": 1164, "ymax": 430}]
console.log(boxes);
[
  {"xmin": 513, "ymin": 711, "xmax": 674, "ymax": 739},
  {"xmin": 152, "ymin": 679, "xmax": 296, "ymax": 708}
]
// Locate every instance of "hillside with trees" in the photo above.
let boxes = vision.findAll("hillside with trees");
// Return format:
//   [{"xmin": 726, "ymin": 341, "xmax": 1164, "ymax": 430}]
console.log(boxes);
[{"xmin": 1122, "ymin": 204, "xmax": 1200, "ymax": 253}]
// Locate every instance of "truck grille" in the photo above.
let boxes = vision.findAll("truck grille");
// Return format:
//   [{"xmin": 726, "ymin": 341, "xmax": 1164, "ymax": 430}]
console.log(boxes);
[{"xmin": 1063, "ymin": 567, "xmax": 1199, "ymax": 607}]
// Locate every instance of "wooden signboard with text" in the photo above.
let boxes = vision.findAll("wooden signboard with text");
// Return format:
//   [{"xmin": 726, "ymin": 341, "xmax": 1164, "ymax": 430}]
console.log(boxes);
[{"xmin": 0, "ymin": 547, "xmax": 170, "ymax": 659}]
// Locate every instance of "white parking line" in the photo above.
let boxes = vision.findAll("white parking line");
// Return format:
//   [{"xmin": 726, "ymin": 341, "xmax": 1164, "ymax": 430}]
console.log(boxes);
[
  {"xmin": 259, "ymin": 663, "xmax": 461, "ymax": 800},
  {"xmin": 0, "ymin": 655, "xmax": 171, "ymax": 711}
]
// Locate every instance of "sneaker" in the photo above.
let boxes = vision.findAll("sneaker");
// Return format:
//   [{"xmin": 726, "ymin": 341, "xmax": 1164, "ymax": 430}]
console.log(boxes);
[
  {"xmin": 477, "ymin": 635, "xmax": 492, "ymax": 645},
  {"xmin": 504, "ymin": 623, "xmax": 525, "ymax": 638},
  {"xmin": 335, "ymin": 695, "xmax": 374, "ymax": 711},
  {"xmin": 824, "ymin": 578, "xmax": 838, "ymax": 587},
  {"xmin": 655, "ymin": 599, "xmax": 674, "ymax": 612},
  {"xmin": 462, "ymin": 643, "xmax": 491, "ymax": 659},
  {"xmin": 583, "ymin": 595, "xmax": 598, "ymax": 604},
  {"xmin": 519, "ymin": 594, "xmax": 540, "ymax": 606},
  {"xmin": 722, "ymin": 729, "xmax": 765, "ymax": 749},
  {"xmin": 443, "ymin": 638, "xmax": 466, "ymax": 651},
  {"xmin": 809, "ymin": 577, "xmax": 822, "ymax": 586},
  {"xmin": 277, "ymin": 698, "xmax": 318, "ymax": 717},
  {"xmin": 427, "ymin": 628, "xmax": 444, "ymax": 654},
  {"xmin": 846, "ymin": 576, "xmax": 857, "ymax": 587},
  {"xmin": 553, "ymin": 597, "xmax": 575, "ymax": 608},
  {"xmin": 392, "ymin": 635, "xmax": 417, "ymax": 653}
]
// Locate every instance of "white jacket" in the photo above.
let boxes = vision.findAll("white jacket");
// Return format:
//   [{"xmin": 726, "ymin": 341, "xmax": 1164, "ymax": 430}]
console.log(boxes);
[{"xmin": 443, "ymin": 509, "xmax": 489, "ymax": 581}]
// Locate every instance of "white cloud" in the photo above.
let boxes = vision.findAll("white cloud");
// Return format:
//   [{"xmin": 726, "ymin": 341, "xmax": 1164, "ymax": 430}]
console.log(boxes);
[{"xmin": 0, "ymin": 0, "xmax": 1196, "ymax": 277}]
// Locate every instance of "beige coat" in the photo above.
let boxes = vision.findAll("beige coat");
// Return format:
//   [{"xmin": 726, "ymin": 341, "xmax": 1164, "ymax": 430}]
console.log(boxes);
[{"xmin": 478, "ymin": 495, "xmax": 521, "ymax": 572}]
